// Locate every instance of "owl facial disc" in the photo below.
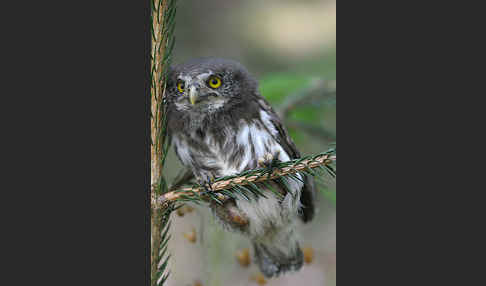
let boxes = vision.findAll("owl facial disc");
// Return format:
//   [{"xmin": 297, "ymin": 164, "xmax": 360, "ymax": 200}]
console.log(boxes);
[{"xmin": 178, "ymin": 72, "xmax": 222, "ymax": 107}]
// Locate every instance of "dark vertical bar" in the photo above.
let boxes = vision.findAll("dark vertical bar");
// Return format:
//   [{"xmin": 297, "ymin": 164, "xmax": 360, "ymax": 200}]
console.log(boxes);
[{"xmin": 5, "ymin": 0, "xmax": 148, "ymax": 284}]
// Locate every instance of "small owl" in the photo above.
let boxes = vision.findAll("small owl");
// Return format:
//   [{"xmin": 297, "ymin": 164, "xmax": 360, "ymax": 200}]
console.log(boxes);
[{"xmin": 166, "ymin": 58, "xmax": 315, "ymax": 278}]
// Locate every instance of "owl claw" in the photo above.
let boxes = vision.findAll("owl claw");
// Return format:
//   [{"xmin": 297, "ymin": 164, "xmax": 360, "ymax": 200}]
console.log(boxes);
[
  {"xmin": 258, "ymin": 151, "xmax": 281, "ymax": 178},
  {"xmin": 198, "ymin": 177, "xmax": 230, "ymax": 203},
  {"xmin": 197, "ymin": 177, "xmax": 214, "ymax": 194}
]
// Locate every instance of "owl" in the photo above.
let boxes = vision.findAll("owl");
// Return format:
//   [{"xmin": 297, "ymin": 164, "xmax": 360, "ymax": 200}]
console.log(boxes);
[{"xmin": 166, "ymin": 58, "xmax": 316, "ymax": 278}]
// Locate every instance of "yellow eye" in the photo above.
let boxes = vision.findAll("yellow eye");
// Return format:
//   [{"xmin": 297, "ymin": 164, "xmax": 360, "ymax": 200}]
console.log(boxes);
[
  {"xmin": 208, "ymin": 76, "xmax": 222, "ymax": 89},
  {"xmin": 177, "ymin": 82, "xmax": 185, "ymax": 93}
]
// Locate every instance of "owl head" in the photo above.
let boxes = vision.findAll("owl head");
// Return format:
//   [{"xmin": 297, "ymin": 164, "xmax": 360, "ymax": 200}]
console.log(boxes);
[{"xmin": 166, "ymin": 58, "xmax": 259, "ymax": 114}]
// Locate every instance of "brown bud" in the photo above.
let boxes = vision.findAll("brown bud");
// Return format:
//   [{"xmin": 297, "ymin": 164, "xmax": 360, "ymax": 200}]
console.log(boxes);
[
  {"xmin": 193, "ymin": 280, "xmax": 203, "ymax": 286},
  {"xmin": 235, "ymin": 248, "xmax": 251, "ymax": 267},
  {"xmin": 176, "ymin": 207, "xmax": 186, "ymax": 217},
  {"xmin": 183, "ymin": 227, "xmax": 197, "ymax": 243},
  {"xmin": 302, "ymin": 246, "xmax": 314, "ymax": 264},
  {"xmin": 251, "ymin": 273, "xmax": 267, "ymax": 286},
  {"xmin": 176, "ymin": 204, "xmax": 195, "ymax": 217}
]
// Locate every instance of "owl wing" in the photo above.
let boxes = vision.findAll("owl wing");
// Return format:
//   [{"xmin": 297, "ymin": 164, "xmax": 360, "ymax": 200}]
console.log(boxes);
[{"xmin": 255, "ymin": 97, "xmax": 316, "ymax": 223}]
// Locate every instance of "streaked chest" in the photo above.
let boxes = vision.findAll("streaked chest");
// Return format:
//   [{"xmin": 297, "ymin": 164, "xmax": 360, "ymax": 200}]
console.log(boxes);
[{"xmin": 174, "ymin": 116, "xmax": 290, "ymax": 177}]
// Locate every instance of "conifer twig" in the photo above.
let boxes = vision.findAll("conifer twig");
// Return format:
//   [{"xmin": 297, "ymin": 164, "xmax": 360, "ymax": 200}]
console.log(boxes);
[
  {"xmin": 154, "ymin": 152, "xmax": 336, "ymax": 207},
  {"xmin": 150, "ymin": 0, "xmax": 177, "ymax": 285}
]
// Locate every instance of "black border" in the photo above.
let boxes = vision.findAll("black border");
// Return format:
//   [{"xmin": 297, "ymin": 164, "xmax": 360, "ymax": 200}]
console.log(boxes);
[{"xmin": 8, "ymin": 1, "xmax": 154, "ymax": 283}]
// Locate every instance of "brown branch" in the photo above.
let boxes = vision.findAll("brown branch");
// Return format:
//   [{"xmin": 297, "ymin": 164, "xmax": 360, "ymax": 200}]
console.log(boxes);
[
  {"xmin": 151, "ymin": 0, "xmax": 170, "ymax": 285},
  {"xmin": 154, "ymin": 154, "xmax": 336, "ymax": 207},
  {"xmin": 151, "ymin": 0, "xmax": 168, "ymax": 187}
]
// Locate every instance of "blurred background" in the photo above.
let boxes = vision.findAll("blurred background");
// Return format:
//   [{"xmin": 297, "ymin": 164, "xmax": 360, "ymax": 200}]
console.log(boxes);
[{"xmin": 165, "ymin": 0, "xmax": 336, "ymax": 285}]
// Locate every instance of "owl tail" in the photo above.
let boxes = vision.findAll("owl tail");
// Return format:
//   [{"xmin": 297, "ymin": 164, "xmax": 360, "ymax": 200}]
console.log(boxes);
[{"xmin": 253, "ymin": 240, "xmax": 304, "ymax": 278}]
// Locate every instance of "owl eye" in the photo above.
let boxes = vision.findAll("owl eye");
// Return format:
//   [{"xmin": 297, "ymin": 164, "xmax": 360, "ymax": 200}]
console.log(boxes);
[
  {"xmin": 208, "ymin": 76, "xmax": 222, "ymax": 89},
  {"xmin": 177, "ymin": 81, "xmax": 185, "ymax": 93}
]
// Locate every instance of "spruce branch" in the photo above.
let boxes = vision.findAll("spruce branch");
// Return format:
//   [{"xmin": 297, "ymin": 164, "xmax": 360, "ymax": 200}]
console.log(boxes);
[
  {"xmin": 154, "ymin": 150, "xmax": 336, "ymax": 207},
  {"xmin": 151, "ymin": 0, "xmax": 177, "ymax": 286}
]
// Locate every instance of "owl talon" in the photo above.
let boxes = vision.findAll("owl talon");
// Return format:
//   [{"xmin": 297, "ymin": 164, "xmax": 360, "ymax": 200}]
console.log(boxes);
[
  {"xmin": 197, "ymin": 177, "xmax": 231, "ymax": 203},
  {"xmin": 197, "ymin": 176, "xmax": 217, "ymax": 195},
  {"xmin": 198, "ymin": 179, "xmax": 213, "ymax": 194},
  {"xmin": 258, "ymin": 151, "xmax": 281, "ymax": 177}
]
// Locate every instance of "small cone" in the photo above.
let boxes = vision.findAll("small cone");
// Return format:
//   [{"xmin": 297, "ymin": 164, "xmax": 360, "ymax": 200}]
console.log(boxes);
[
  {"xmin": 235, "ymin": 248, "xmax": 251, "ymax": 267},
  {"xmin": 176, "ymin": 207, "xmax": 186, "ymax": 217},
  {"xmin": 176, "ymin": 204, "xmax": 195, "ymax": 217},
  {"xmin": 302, "ymin": 246, "xmax": 314, "ymax": 264},
  {"xmin": 185, "ymin": 205, "xmax": 194, "ymax": 213},
  {"xmin": 251, "ymin": 273, "xmax": 267, "ymax": 286},
  {"xmin": 183, "ymin": 227, "xmax": 197, "ymax": 243}
]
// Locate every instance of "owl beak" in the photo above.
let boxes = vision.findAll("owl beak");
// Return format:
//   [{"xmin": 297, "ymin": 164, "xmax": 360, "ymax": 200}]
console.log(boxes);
[{"xmin": 189, "ymin": 85, "xmax": 199, "ymax": 105}]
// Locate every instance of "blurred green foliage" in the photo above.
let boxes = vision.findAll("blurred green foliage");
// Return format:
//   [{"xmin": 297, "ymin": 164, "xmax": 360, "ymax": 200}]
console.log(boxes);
[{"xmin": 259, "ymin": 74, "xmax": 314, "ymax": 104}]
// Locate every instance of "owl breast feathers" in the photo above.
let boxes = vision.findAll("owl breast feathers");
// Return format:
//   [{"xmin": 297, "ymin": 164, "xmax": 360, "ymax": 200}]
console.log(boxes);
[{"xmin": 166, "ymin": 58, "xmax": 315, "ymax": 277}]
